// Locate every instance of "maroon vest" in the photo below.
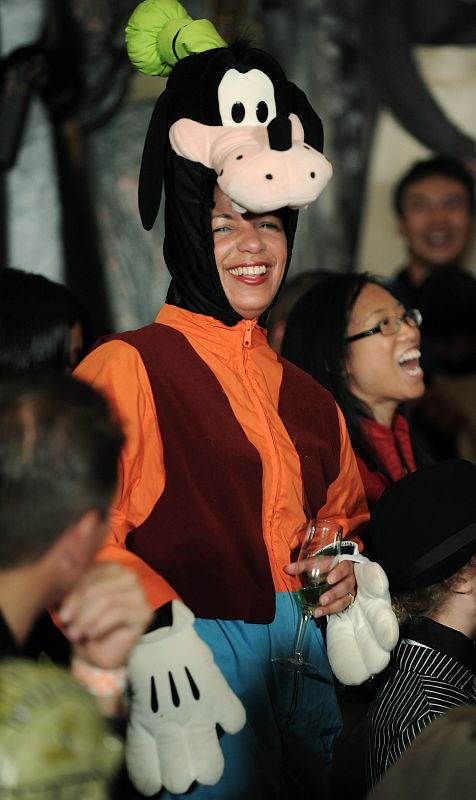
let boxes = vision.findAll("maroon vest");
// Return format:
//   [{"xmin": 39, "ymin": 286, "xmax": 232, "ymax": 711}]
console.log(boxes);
[{"xmin": 100, "ymin": 324, "xmax": 341, "ymax": 622}]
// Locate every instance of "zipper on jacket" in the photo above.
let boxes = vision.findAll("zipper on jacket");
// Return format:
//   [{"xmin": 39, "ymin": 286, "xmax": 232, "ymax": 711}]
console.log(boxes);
[
  {"xmin": 239, "ymin": 318, "xmax": 282, "ymax": 570},
  {"xmin": 243, "ymin": 319, "xmax": 252, "ymax": 350}
]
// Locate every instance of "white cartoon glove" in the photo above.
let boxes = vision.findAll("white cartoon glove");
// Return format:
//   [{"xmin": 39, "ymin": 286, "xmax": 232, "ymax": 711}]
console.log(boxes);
[
  {"xmin": 326, "ymin": 556, "xmax": 399, "ymax": 686},
  {"xmin": 126, "ymin": 600, "xmax": 246, "ymax": 796}
]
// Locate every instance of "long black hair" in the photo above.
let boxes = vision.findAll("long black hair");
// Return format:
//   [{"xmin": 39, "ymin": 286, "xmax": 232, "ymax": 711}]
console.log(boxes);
[{"xmin": 281, "ymin": 271, "xmax": 402, "ymax": 478}]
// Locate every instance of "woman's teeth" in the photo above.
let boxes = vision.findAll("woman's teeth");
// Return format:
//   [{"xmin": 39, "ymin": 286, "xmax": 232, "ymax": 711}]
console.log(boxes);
[
  {"xmin": 399, "ymin": 348, "xmax": 423, "ymax": 376},
  {"xmin": 399, "ymin": 348, "xmax": 421, "ymax": 364},
  {"xmin": 229, "ymin": 265, "xmax": 268, "ymax": 276}
]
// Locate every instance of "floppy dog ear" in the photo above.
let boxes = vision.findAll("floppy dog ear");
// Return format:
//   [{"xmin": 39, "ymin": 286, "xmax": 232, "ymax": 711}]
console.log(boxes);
[
  {"xmin": 138, "ymin": 90, "xmax": 170, "ymax": 231},
  {"xmin": 288, "ymin": 82, "xmax": 324, "ymax": 153}
]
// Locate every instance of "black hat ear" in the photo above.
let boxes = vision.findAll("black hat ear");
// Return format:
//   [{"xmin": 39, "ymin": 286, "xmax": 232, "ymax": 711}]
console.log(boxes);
[
  {"xmin": 138, "ymin": 90, "xmax": 170, "ymax": 230},
  {"xmin": 289, "ymin": 82, "xmax": 324, "ymax": 153}
]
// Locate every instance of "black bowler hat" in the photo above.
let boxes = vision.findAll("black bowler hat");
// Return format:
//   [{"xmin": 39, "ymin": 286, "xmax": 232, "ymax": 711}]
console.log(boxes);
[{"xmin": 369, "ymin": 459, "xmax": 476, "ymax": 591}]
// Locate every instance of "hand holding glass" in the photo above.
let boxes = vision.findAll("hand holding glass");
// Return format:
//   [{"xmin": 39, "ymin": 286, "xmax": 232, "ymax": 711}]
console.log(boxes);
[{"xmin": 274, "ymin": 519, "xmax": 342, "ymax": 672}]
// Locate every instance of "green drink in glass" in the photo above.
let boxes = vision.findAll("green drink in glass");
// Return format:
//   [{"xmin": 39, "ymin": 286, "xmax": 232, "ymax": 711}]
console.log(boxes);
[{"xmin": 272, "ymin": 519, "xmax": 342, "ymax": 674}]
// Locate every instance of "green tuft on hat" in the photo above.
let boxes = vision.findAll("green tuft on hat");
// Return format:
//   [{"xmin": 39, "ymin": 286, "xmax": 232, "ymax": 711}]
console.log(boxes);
[{"xmin": 126, "ymin": 0, "xmax": 226, "ymax": 76}]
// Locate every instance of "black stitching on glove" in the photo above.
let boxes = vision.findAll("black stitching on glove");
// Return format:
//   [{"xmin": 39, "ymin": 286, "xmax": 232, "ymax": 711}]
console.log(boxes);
[
  {"xmin": 151, "ymin": 676, "xmax": 159, "ymax": 713},
  {"xmin": 149, "ymin": 667, "xmax": 201, "ymax": 712},
  {"xmin": 185, "ymin": 667, "xmax": 200, "ymax": 700},
  {"xmin": 169, "ymin": 672, "xmax": 180, "ymax": 707}
]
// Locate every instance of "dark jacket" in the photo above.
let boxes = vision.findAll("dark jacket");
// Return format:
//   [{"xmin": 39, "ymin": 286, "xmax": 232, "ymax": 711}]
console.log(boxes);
[{"xmin": 367, "ymin": 616, "xmax": 476, "ymax": 786}]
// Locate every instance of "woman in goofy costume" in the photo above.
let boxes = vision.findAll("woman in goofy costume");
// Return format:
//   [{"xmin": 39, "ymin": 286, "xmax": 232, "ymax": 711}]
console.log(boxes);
[{"xmin": 76, "ymin": 1, "xmax": 370, "ymax": 797}]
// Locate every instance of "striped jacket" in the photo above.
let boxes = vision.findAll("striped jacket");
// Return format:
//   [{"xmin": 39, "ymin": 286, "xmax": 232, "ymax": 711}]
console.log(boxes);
[{"xmin": 367, "ymin": 619, "xmax": 476, "ymax": 786}]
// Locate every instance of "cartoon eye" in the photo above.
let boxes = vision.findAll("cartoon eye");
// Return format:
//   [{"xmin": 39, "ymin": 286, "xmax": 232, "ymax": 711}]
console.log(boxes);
[
  {"xmin": 256, "ymin": 101, "xmax": 268, "ymax": 123},
  {"xmin": 218, "ymin": 69, "xmax": 277, "ymax": 126},
  {"xmin": 232, "ymin": 102, "xmax": 246, "ymax": 123}
]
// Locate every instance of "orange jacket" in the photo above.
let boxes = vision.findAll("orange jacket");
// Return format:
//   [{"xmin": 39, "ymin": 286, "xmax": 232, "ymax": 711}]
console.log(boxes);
[{"xmin": 76, "ymin": 305, "xmax": 368, "ymax": 616}]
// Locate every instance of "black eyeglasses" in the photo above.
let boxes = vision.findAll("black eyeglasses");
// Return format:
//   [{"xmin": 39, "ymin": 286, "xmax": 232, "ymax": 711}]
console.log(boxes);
[{"xmin": 345, "ymin": 308, "xmax": 422, "ymax": 344}]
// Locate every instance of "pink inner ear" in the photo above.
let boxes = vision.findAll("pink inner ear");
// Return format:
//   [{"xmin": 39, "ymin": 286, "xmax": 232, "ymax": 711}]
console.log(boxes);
[{"xmin": 169, "ymin": 119, "xmax": 222, "ymax": 168}]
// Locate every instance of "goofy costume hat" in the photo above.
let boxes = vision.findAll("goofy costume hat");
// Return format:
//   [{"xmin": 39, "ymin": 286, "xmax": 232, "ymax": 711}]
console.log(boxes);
[{"xmin": 125, "ymin": 0, "xmax": 332, "ymax": 325}]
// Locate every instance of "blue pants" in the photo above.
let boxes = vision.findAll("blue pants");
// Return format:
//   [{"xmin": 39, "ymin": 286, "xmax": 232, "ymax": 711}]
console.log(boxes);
[{"xmin": 158, "ymin": 592, "xmax": 341, "ymax": 800}]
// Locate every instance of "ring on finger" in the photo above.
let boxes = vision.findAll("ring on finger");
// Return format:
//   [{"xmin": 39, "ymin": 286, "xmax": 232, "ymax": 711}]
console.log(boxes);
[{"xmin": 346, "ymin": 592, "xmax": 355, "ymax": 609}]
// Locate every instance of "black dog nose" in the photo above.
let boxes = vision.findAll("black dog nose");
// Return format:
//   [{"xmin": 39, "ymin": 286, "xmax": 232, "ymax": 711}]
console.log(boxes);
[{"xmin": 267, "ymin": 115, "xmax": 292, "ymax": 151}]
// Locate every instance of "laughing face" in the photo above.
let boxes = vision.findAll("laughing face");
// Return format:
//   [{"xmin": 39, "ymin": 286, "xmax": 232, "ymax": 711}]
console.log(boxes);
[
  {"xmin": 211, "ymin": 185, "xmax": 288, "ymax": 319},
  {"xmin": 346, "ymin": 283, "xmax": 425, "ymax": 425},
  {"xmin": 399, "ymin": 175, "xmax": 474, "ymax": 275}
]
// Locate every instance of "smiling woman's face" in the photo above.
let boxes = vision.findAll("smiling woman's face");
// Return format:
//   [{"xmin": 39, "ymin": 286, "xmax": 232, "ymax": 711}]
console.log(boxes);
[
  {"xmin": 345, "ymin": 283, "xmax": 425, "ymax": 426},
  {"xmin": 211, "ymin": 186, "xmax": 288, "ymax": 320}
]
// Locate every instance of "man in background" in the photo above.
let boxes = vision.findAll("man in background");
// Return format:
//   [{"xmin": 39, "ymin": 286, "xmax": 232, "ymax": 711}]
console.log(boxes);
[
  {"xmin": 388, "ymin": 157, "xmax": 476, "ymax": 461},
  {"xmin": 0, "ymin": 373, "xmax": 152, "ymax": 716},
  {"xmin": 388, "ymin": 155, "xmax": 475, "ymax": 308}
]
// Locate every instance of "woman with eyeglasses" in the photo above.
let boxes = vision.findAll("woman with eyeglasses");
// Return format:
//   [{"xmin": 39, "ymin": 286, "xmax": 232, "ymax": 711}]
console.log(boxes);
[{"xmin": 282, "ymin": 272, "xmax": 428, "ymax": 515}]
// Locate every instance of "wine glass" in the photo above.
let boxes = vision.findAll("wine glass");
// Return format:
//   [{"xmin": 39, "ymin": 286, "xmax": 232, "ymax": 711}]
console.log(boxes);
[{"xmin": 273, "ymin": 518, "xmax": 342, "ymax": 674}]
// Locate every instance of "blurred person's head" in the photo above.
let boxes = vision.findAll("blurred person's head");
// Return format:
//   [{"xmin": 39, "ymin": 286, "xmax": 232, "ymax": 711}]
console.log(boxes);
[
  {"xmin": 417, "ymin": 265, "xmax": 476, "ymax": 374},
  {"xmin": 0, "ymin": 658, "xmax": 122, "ymax": 800},
  {"xmin": 282, "ymin": 272, "xmax": 424, "ymax": 472},
  {"xmin": 0, "ymin": 268, "xmax": 88, "ymax": 375},
  {"xmin": 266, "ymin": 269, "xmax": 330, "ymax": 353},
  {"xmin": 0, "ymin": 374, "xmax": 123, "ymax": 632},
  {"xmin": 366, "ymin": 705, "xmax": 476, "ymax": 800},
  {"xmin": 393, "ymin": 157, "xmax": 475, "ymax": 285},
  {"xmin": 369, "ymin": 459, "xmax": 476, "ymax": 639}
]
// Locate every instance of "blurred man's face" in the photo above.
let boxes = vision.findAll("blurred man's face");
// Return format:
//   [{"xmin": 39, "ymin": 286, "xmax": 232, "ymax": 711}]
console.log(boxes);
[{"xmin": 399, "ymin": 175, "xmax": 474, "ymax": 270}]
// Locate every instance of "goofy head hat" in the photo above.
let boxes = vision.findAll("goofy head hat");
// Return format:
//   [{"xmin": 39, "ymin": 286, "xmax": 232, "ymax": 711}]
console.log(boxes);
[{"xmin": 126, "ymin": 0, "xmax": 332, "ymax": 325}]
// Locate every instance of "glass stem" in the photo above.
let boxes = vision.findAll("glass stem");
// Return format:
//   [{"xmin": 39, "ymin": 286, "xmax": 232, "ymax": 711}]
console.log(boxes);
[{"xmin": 292, "ymin": 610, "xmax": 312, "ymax": 660}]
